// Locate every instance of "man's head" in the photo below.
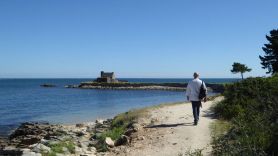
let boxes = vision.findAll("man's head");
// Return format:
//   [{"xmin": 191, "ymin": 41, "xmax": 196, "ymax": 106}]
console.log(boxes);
[{"xmin": 193, "ymin": 72, "xmax": 199, "ymax": 79}]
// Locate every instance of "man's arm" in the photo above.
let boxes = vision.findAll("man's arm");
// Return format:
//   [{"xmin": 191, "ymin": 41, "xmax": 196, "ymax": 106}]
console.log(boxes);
[
  {"xmin": 185, "ymin": 83, "xmax": 191, "ymax": 101},
  {"xmin": 203, "ymin": 82, "xmax": 208, "ymax": 102}
]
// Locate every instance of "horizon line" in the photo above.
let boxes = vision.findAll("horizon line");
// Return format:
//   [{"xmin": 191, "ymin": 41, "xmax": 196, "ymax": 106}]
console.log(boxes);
[{"xmin": 0, "ymin": 77, "xmax": 242, "ymax": 79}]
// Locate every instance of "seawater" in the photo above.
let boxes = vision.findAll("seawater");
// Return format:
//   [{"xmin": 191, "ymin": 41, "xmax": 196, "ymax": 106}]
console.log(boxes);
[{"xmin": 0, "ymin": 78, "xmax": 238, "ymax": 136}]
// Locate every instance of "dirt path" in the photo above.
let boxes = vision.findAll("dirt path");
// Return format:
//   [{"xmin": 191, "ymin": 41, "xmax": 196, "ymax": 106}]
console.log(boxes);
[{"xmin": 106, "ymin": 97, "xmax": 223, "ymax": 156}]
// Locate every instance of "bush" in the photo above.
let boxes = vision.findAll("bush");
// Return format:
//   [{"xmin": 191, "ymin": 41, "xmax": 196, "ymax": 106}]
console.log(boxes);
[{"xmin": 213, "ymin": 75, "xmax": 278, "ymax": 155}]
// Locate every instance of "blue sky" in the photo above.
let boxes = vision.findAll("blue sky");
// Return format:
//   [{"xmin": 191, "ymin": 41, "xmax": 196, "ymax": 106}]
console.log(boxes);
[{"xmin": 0, "ymin": 0, "xmax": 277, "ymax": 78}]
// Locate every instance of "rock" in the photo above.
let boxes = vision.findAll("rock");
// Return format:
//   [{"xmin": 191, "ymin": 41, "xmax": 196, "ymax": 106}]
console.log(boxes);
[
  {"xmin": 76, "ymin": 131, "xmax": 86, "ymax": 137},
  {"xmin": 105, "ymin": 137, "xmax": 114, "ymax": 147},
  {"xmin": 0, "ymin": 137, "xmax": 8, "ymax": 149},
  {"xmin": 9, "ymin": 122, "xmax": 57, "ymax": 147},
  {"xmin": 40, "ymin": 84, "xmax": 56, "ymax": 87},
  {"xmin": 22, "ymin": 148, "xmax": 42, "ymax": 156},
  {"xmin": 0, "ymin": 146, "xmax": 22, "ymax": 155},
  {"xmin": 31, "ymin": 143, "xmax": 51, "ymax": 153},
  {"xmin": 40, "ymin": 138, "xmax": 49, "ymax": 145},
  {"xmin": 114, "ymin": 135, "xmax": 129, "ymax": 146},
  {"xmin": 80, "ymin": 151, "xmax": 96, "ymax": 156},
  {"xmin": 76, "ymin": 123, "xmax": 85, "ymax": 128},
  {"xmin": 132, "ymin": 123, "xmax": 140, "ymax": 131},
  {"xmin": 79, "ymin": 141, "xmax": 90, "ymax": 148},
  {"xmin": 22, "ymin": 149, "xmax": 42, "ymax": 156},
  {"xmin": 124, "ymin": 128, "xmax": 135, "ymax": 136},
  {"xmin": 91, "ymin": 133, "xmax": 102, "ymax": 140},
  {"xmin": 56, "ymin": 153, "xmax": 66, "ymax": 156},
  {"xmin": 137, "ymin": 136, "xmax": 145, "ymax": 140},
  {"xmin": 95, "ymin": 119, "xmax": 104, "ymax": 124},
  {"xmin": 75, "ymin": 146, "xmax": 83, "ymax": 155},
  {"xmin": 95, "ymin": 128, "xmax": 106, "ymax": 133},
  {"xmin": 86, "ymin": 126, "xmax": 95, "ymax": 132},
  {"xmin": 88, "ymin": 146, "xmax": 96, "ymax": 152},
  {"xmin": 62, "ymin": 147, "xmax": 71, "ymax": 155},
  {"xmin": 20, "ymin": 136, "xmax": 42, "ymax": 146}
]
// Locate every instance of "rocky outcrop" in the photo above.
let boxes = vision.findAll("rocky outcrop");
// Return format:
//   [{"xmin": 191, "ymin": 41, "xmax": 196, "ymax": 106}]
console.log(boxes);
[
  {"xmin": 9, "ymin": 122, "xmax": 59, "ymax": 147},
  {"xmin": 40, "ymin": 84, "xmax": 56, "ymax": 87},
  {"xmin": 0, "ymin": 122, "xmax": 98, "ymax": 156}
]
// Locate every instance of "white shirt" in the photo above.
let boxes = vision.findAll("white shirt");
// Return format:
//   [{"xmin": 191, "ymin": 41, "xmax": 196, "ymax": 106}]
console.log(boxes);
[{"xmin": 185, "ymin": 78, "xmax": 207, "ymax": 101}]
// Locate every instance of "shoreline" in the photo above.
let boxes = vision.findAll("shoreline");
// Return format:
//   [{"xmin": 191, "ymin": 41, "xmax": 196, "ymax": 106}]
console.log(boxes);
[{"xmin": 0, "ymin": 95, "xmax": 222, "ymax": 156}]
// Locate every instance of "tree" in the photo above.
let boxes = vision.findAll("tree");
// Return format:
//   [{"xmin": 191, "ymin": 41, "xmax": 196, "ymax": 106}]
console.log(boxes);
[
  {"xmin": 259, "ymin": 29, "xmax": 278, "ymax": 75},
  {"xmin": 231, "ymin": 62, "xmax": 252, "ymax": 79}
]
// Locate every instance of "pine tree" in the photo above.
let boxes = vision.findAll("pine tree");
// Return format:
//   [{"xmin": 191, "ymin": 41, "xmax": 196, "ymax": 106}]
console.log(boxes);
[
  {"xmin": 231, "ymin": 62, "xmax": 252, "ymax": 79},
  {"xmin": 259, "ymin": 29, "xmax": 278, "ymax": 74}
]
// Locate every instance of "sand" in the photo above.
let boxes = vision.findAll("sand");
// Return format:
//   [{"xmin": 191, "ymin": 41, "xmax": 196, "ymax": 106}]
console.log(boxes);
[{"xmin": 107, "ymin": 97, "xmax": 224, "ymax": 156}]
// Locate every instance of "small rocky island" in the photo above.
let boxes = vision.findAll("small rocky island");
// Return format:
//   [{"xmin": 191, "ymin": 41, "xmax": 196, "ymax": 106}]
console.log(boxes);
[
  {"xmin": 65, "ymin": 71, "xmax": 225, "ymax": 93},
  {"xmin": 40, "ymin": 84, "xmax": 56, "ymax": 87}
]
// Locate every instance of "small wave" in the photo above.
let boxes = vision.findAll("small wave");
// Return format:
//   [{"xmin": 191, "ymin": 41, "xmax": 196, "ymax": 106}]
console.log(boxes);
[{"xmin": 0, "ymin": 124, "xmax": 20, "ymax": 138}]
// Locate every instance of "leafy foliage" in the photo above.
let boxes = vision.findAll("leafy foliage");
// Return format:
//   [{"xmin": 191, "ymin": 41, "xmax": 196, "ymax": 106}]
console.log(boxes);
[
  {"xmin": 260, "ymin": 29, "xmax": 278, "ymax": 74},
  {"xmin": 213, "ymin": 75, "xmax": 278, "ymax": 155},
  {"xmin": 231, "ymin": 62, "xmax": 252, "ymax": 79}
]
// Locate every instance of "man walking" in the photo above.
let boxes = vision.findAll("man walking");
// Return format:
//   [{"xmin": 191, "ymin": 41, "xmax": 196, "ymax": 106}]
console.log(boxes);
[{"xmin": 185, "ymin": 72, "xmax": 207, "ymax": 125}]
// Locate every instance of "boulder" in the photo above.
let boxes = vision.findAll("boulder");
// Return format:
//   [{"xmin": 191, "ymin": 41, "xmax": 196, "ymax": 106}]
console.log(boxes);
[
  {"xmin": 131, "ymin": 123, "xmax": 140, "ymax": 132},
  {"xmin": 0, "ymin": 146, "xmax": 22, "ymax": 155},
  {"xmin": 76, "ymin": 123, "xmax": 85, "ymax": 128},
  {"xmin": 20, "ymin": 136, "xmax": 42, "ymax": 146},
  {"xmin": 22, "ymin": 149, "xmax": 42, "ymax": 156},
  {"xmin": 95, "ymin": 119, "xmax": 104, "ymax": 124},
  {"xmin": 91, "ymin": 133, "xmax": 102, "ymax": 140},
  {"xmin": 75, "ymin": 131, "xmax": 86, "ymax": 137},
  {"xmin": 105, "ymin": 137, "xmax": 114, "ymax": 147},
  {"xmin": 124, "ymin": 128, "xmax": 135, "ymax": 136},
  {"xmin": 9, "ymin": 122, "xmax": 56, "ymax": 147},
  {"xmin": 30, "ymin": 143, "xmax": 51, "ymax": 153},
  {"xmin": 114, "ymin": 135, "xmax": 129, "ymax": 146}
]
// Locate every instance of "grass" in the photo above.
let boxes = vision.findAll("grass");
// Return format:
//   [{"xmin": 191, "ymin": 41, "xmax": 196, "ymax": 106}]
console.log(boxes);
[
  {"xmin": 210, "ymin": 120, "xmax": 231, "ymax": 139},
  {"xmin": 94, "ymin": 105, "xmax": 153, "ymax": 152},
  {"xmin": 178, "ymin": 148, "xmax": 204, "ymax": 156},
  {"xmin": 42, "ymin": 139, "xmax": 75, "ymax": 156}
]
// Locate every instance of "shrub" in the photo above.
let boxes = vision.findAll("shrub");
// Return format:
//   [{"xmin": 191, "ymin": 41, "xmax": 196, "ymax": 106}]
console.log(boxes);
[{"xmin": 212, "ymin": 75, "xmax": 278, "ymax": 155}]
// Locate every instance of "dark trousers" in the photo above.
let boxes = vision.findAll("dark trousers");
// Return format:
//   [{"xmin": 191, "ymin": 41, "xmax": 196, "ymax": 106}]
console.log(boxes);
[{"xmin": 191, "ymin": 101, "xmax": 201, "ymax": 122}]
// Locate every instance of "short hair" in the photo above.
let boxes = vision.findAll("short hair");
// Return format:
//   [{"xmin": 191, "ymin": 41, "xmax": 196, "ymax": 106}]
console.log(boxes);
[{"xmin": 193, "ymin": 72, "xmax": 199, "ymax": 78}]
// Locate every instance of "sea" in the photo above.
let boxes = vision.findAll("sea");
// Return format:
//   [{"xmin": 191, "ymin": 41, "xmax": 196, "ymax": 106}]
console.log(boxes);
[{"xmin": 0, "ymin": 78, "xmax": 238, "ymax": 136}]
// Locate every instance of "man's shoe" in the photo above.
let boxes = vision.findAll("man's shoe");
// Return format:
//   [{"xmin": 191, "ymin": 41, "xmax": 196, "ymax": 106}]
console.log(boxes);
[{"xmin": 194, "ymin": 121, "xmax": 198, "ymax": 125}]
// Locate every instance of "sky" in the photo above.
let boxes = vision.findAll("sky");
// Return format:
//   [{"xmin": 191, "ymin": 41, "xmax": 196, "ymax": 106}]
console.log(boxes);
[{"xmin": 0, "ymin": 0, "xmax": 277, "ymax": 78}]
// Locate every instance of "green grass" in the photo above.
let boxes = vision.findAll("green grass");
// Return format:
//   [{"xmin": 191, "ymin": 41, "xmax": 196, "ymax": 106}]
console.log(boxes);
[
  {"xmin": 178, "ymin": 148, "xmax": 204, "ymax": 156},
  {"xmin": 42, "ymin": 139, "xmax": 75, "ymax": 156},
  {"xmin": 94, "ymin": 106, "xmax": 151, "ymax": 152},
  {"xmin": 210, "ymin": 120, "xmax": 231, "ymax": 139}
]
